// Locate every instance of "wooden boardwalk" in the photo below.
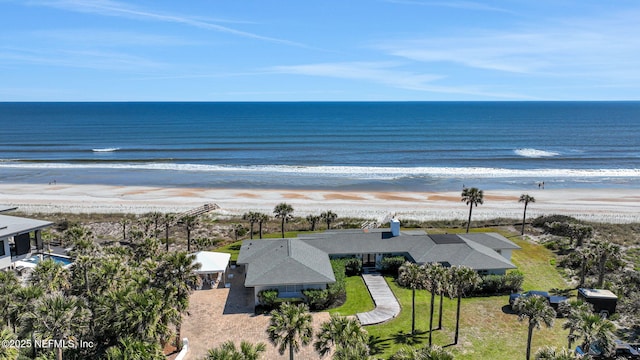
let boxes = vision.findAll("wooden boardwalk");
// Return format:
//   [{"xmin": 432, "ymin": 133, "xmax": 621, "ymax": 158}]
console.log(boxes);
[{"xmin": 356, "ymin": 272, "xmax": 401, "ymax": 325}]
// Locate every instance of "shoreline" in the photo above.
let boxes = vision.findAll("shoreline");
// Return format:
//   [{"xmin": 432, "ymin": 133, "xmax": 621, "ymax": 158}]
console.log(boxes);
[{"xmin": 1, "ymin": 183, "xmax": 639, "ymax": 223}]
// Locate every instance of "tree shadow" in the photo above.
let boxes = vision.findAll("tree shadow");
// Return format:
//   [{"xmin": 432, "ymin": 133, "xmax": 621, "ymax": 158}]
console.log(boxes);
[
  {"xmin": 368, "ymin": 335, "xmax": 391, "ymax": 355},
  {"xmin": 392, "ymin": 330, "xmax": 428, "ymax": 345}
]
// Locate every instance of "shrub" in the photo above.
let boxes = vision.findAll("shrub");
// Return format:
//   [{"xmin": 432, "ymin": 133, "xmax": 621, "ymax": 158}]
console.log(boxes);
[
  {"xmin": 380, "ymin": 256, "xmax": 406, "ymax": 276},
  {"xmin": 473, "ymin": 270, "xmax": 524, "ymax": 295},
  {"xmin": 303, "ymin": 289, "xmax": 330, "ymax": 310},
  {"xmin": 344, "ymin": 257, "xmax": 362, "ymax": 276},
  {"xmin": 328, "ymin": 259, "xmax": 346, "ymax": 302},
  {"xmin": 531, "ymin": 215, "xmax": 579, "ymax": 228},
  {"xmin": 257, "ymin": 289, "xmax": 279, "ymax": 308}
]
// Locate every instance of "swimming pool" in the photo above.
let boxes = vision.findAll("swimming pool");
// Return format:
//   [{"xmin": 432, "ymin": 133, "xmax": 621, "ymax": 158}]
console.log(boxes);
[{"xmin": 22, "ymin": 254, "xmax": 73, "ymax": 266}]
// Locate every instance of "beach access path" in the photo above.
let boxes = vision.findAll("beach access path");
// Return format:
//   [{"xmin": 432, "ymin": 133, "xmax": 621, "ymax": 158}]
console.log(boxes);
[{"xmin": 357, "ymin": 272, "xmax": 401, "ymax": 325}]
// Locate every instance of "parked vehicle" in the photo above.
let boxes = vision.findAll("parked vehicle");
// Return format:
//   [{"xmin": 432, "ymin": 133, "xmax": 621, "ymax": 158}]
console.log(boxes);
[
  {"xmin": 509, "ymin": 290, "xmax": 568, "ymax": 310},
  {"xmin": 576, "ymin": 340, "xmax": 640, "ymax": 359},
  {"xmin": 577, "ymin": 288, "xmax": 618, "ymax": 317}
]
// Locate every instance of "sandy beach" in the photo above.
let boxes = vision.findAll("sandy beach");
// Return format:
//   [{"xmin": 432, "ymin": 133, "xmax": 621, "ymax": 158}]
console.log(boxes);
[{"xmin": 1, "ymin": 183, "xmax": 639, "ymax": 223}]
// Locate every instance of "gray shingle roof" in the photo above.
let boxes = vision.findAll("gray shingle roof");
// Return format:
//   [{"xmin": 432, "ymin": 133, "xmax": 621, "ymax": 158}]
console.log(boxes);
[
  {"xmin": 238, "ymin": 238, "xmax": 335, "ymax": 287},
  {"xmin": 458, "ymin": 233, "xmax": 522, "ymax": 250},
  {"xmin": 238, "ymin": 229, "xmax": 519, "ymax": 287},
  {"xmin": 0, "ymin": 215, "xmax": 53, "ymax": 239}
]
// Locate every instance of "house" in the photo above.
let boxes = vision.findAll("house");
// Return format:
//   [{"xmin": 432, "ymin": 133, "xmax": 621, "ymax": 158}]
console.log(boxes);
[
  {"xmin": 0, "ymin": 207, "xmax": 53, "ymax": 270},
  {"xmin": 237, "ymin": 219, "xmax": 520, "ymax": 304}
]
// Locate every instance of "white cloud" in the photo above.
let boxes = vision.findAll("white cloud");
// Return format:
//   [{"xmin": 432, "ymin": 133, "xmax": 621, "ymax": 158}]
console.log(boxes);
[
  {"xmin": 375, "ymin": 8, "xmax": 640, "ymax": 82},
  {"xmin": 30, "ymin": 29, "xmax": 201, "ymax": 47},
  {"xmin": 27, "ymin": 0, "xmax": 307, "ymax": 47},
  {"xmin": 269, "ymin": 61, "xmax": 532, "ymax": 99},
  {"xmin": 384, "ymin": 0, "xmax": 512, "ymax": 13},
  {"xmin": 0, "ymin": 46, "xmax": 166, "ymax": 71}
]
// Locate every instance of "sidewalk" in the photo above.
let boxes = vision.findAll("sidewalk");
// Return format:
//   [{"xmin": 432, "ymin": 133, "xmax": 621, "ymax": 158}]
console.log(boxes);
[{"xmin": 357, "ymin": 272, "xmax": 401, "ymax": 325}]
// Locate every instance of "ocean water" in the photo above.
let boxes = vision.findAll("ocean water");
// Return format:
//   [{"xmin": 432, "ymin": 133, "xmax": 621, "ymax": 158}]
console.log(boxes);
[{"xmin": 0, "ymin": 101, "xmax": 638, "ymax": 191}]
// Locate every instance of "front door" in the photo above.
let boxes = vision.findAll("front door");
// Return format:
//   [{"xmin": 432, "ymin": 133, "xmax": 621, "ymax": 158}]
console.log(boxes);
[{"xmin": 363, "ymin": 253, "xmax": 376, "ymax": 266}]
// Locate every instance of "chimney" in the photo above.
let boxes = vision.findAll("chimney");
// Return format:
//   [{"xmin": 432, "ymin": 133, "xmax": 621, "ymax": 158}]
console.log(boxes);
[{"xmin": 390, "ymin": 218, "xmax": 400, "ymax": 237}]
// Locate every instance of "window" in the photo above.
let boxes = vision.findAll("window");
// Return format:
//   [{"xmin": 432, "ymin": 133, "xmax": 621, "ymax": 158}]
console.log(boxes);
[{"xmin": 0, "ymin": 240, "xmax": 5, "ymax": 256}]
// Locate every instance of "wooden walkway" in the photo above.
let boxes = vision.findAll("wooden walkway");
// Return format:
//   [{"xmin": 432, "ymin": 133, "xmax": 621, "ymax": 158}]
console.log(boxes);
[{"xmin": 356, "ymin": 272, "xmax": 401, "ymax": 325}]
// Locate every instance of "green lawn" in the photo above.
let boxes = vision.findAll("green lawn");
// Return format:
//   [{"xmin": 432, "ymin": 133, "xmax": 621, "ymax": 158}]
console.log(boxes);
[
  {"xmin": 361, "ymin": 228, "xmax": 571, "ymax": 359},
  {"xmin": 329, "ymin": 276, "xmax": 375, "ymax": 316},
  {"xmin": 215, "ymin": 240, "xmax": 242, "ymax": 262},
  {"xmin": 221, "ymin": 227, "xmax": 572, "ymax": 359}
]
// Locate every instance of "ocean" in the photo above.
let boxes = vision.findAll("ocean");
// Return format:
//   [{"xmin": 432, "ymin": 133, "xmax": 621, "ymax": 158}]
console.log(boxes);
[{"xmin": 0, "ymin": 102, "xmax": 639, "ymax": 191}]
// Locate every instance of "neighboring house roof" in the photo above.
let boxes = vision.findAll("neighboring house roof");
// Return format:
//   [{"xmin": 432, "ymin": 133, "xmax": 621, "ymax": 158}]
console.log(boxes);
[
  {"xmin": 0, "ymin": 206, "xmax": 18, "ymax": 214},
  {"xmin": 237, "ymin": 227, "xmax": 521, "ymax": 288},
  {"xmin": 238, "ymin": 238, "xmax": 335, "ymax": 287},
  {"xmin": 192, "ymin": 251, "xmax": 231, "ymax": 274},
  {"xmin": 0, "ymin": 214, "xmax": 53, "ymax": 239}
]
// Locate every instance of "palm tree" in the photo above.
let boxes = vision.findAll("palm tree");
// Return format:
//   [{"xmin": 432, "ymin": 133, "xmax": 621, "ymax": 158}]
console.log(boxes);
[
  {"xmin": 448, "ymin": 265, "xmax": 481, "ymax": 345},
  {"xmin": 70, "ymin": 254, "xmax": 96, "ymax": 297},
  {"xmin": 306, "ymin": 214, "xmax": 321, "ymax": 231},
  {"xmin": 238, "ymin": 341, "xmax": 268, "ymax": 360},
  {"xmin": 390, "ymin": 345, "xmax": 454, "ymax": 360},
  {"xmin": 568, "ymin": 224, "xmax": 592, "ymax": 248},
  {"xmin": 180, "ymin": 215, "xmax": 199, "ymax": 252},
  {"xmin": 559, "ymin": 300, "xmax": 592, "ymax": 349},
  {"xmin": 243, "ymin": 212, "xmax": 260, "ymax": 239},
  {"xmin": 29, "ymin": 258, "xmax": 70, "ymax": 292},
  {"xmin": 513, "ymin": 295, "xmax": 556, "ymax": 360},
  {"xmin": 231, "ymin": 223, "xmax": 245, "ymax": 241},
  {"xmin": 273, "ymin": 203, "xmax": 294, "ymax": 238},
  {"xmin": 575, "ymin": 246, "xmax": 593, "ymax": 287},
  {"xmin": 314, "ymin": 314, "xmax": 369, "ymax": 358},
  {"xmin": 105, "ymin": 337, "xmax": 165, "ymax": 359},
  {"xmin": 205, "ymin": 340, "xmax": 267, "ymax": 360},
  {"xmin": 461, "ymin": 187, "xmax": 484, "ymax": 233},
  {"xmin": 0, "ymin": 271, "xmax": 19, "ymax": 328},
  {"xmin": 423, "ymin": 262, "xmax": 446, "ymax": 347},
  {"xmin": 154, "ymin": 251, "xmax": 200, "ymax": 350},
  {"xmin": 588, "ymin": 238, "xmax": 621, "ymax": 287},
  {"xmin": 163, "ymin": 213, "xmax": 176, "ymax": 251},
  {"xmin": 7, "ymin": 286, "xmax": 43, "ymax": 334},
  {"xmin": 519, "ymin": 194, "xmax": 535, "ymax": 235},
  {"xmin": 267, "ymin": 302, "xmax": 313, "ymax": 360},
  {"xmin": 332, "ymin": 340, "xmax": 370, "ymax": 360},
  {"xmin": 321, "ymin": 211, "xmax": 338, "ymax": 230},
  {"xmin": 140, "ymin": 216, "xmax": 154, "ymax": 238},
  {"xmin": 0, "ymin": 327, "xmax": 19, "ymax": 360},
  {"xmin": 397, "ymin": 262, "xmax": 425, "ymax": 334},
  {"xmin": 63, "ymin": 225, "xmax": 93, "ymax": 247},
  {"xmin": 119, "ymin": 218, "xmax": 131, "ymax": 241},
  {"xmin": 573, "ymin": 311, "xmax": 616, "ymax": 357},
  {"xmin": 19, "ymin": 292, "xmax": 91, "ymax": 360},
  {"xmin": 149, "ymin": 211, "xmax": 163, "ymax": 238},
  {"xmin": 534, "ymin": 346, "xmax": 577, "ymax": 360},
  {"xmin": 257, "ymin": 213, "xmax": 269, "ymax": 239}
]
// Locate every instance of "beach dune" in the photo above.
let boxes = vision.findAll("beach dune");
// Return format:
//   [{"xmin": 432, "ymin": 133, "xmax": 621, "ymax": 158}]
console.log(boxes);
[{"xmin": 1, "ymin": 184, "xmax": 638, "ymax": 224}]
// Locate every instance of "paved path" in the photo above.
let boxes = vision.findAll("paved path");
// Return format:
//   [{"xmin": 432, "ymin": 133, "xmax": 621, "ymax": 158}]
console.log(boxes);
[{"xmin": 357, "ymin": 272, "xmax": 401, "ymax": 325}]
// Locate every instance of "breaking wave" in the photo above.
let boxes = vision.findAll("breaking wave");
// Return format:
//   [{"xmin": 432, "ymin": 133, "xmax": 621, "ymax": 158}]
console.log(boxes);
[
  {"xmin": 0, "ymin": 162, "xmax": 638, "ymax": 179},
  {"xmin": 514, "ymin": 148, "xmax": 559, "ymax": 158}
]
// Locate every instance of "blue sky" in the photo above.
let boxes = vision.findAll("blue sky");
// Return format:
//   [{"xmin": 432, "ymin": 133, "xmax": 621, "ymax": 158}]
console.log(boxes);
[{"xmin": 2, "ymin": 0, "xmax": 640, "ymax": 101}]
